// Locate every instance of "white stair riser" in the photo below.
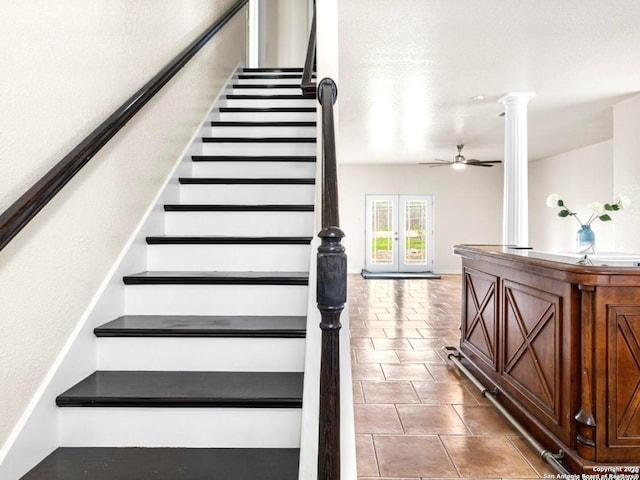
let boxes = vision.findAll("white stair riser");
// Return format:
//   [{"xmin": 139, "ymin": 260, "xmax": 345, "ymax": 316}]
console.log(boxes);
[
  {"xmin": 44, "ymin": 72, "xmax": 318, "ymax": 458},
  {"xmin": 125, "ymin": 284, "xmax": 308, "ymax": 316},
  {"xmin": 192, "ymin": 161, "xmax": 316, "ymax": 178},
  {"xmin": 201, "ymin": 142, "xmax": 315, "ymax": 156},
  {"xmin": 237, "ymin": 78, "xmax": 303, "ymax": 85},
  {"xmin": 218, "ymin": 111, "xmax": 316, "ymax": 121},
  {"xmin": 225, "ymin": 98, "xmax": 316, "ymax": 108},
  {"xmin": 205, "ymin": 125, "xmax": 316, "ymax": 137},
  {"xmin": 179, "ymin": 184, "xmax": 315, "ymax": 205},
  {"xmin": 97, "ymin": 338, "xmax": 305, "ymax": 371},
  {"xmin": 233, "ymin": 87, "xmax": 302, "ymax": 95},
  {"xmin": 148, "ymin": 244, "xmax": 311, "ymax": 271},
  {"xmin": 59, "ymin": 408, "xmax": 301, "ymax": 447},
  {"xmin": 165, "ymin": 211, "xmax": 314, "ymax": 236}
]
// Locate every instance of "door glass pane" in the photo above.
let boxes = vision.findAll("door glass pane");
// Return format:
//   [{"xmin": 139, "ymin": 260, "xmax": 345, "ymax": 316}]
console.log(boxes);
[
  {"xmin": 403, "ymin": 200, "xmax": 427, "ymax": 265},
  {"xmin": 371, "ymin": 200, "xmax": 393, "ymax": 265}
]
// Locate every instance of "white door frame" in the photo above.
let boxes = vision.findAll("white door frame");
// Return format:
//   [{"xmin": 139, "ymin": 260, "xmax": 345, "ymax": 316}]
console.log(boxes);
[
  {"xmin": 365, "ymin": 194, "xmax": 434, "ymax": 273},
  {"xmin": 248, "ymin": 0, "xmax": 257, "ymax": 68},
  {"xmin": 248, "ymin": 0, "xmax": 264, "ymax": 68}
]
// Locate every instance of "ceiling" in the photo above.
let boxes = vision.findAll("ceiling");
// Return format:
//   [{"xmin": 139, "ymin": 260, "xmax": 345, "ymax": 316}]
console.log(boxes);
[{"xmin": 337, "ymin": 0, "xmax": 640, "ymax": 164}]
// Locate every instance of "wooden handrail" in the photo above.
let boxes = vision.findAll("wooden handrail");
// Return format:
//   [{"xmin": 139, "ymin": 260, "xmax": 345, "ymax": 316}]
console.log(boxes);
[
  {"xmin": 318, "ymin": 79, "xmax": 340, "ymax": 230},
  {"xmin": 301, "ymin": 10, "xmax": 316, "ymax": 96},
  {"xmin": 0, "ymin": 0, "xmax": 249, "ymax": 252},
  {"xmin": 316, "ymin": 77, "xmax": 345, "ymax": 480}
]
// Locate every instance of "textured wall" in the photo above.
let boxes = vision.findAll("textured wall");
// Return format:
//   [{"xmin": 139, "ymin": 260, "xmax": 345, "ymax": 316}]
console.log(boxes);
[
  {"xmin": 338, "ymin": 164, "xmax": 503, "ymax": 273},
  {"xmin": 0, "ymin": 0, "xmax": 246, "ymax": 450},
  {"xmin": 614, "ymin": 93, "xmax": 640, "ymax": 253},
  {"xmin": 529, "ymin": 140, "xmax": 614, "ymax": 253}
]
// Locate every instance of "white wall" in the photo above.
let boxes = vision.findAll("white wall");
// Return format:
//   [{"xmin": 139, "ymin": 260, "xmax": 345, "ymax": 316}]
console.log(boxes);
[
  {"xmin": 264, "ymin": 0, "xmax": 310, "ymax": 67},
  {"xmin": 529, "ymin": 140, "xmax": 614, "ymax": 252},
  {"xmin": 339, "ymin": 164, "xmax": 503, "ymax": 274},
  {"xmin": 614, "ymin": 93, "xmax": 640, "ymax": 253},
  {"xmin": 0, "ymin": 0, "xmax": 246, "ymax": 451}
]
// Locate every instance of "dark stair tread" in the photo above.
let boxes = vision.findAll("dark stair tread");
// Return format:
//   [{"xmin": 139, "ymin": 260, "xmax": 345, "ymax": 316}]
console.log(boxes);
[
  {"xmin": 202, "ymin": 136, "xmax": 316, "ymax": 143},
  {"xmin": 232, "ymin": 84, "xmax": 305, "ymax": 89},
  {"xmin": 123, "ymin": 271, "xmax": 309, "ymax": 286},
  {"xmin": 191, "ymin": 155, "xmax": 316, "ymax": 162},
  {"xmin": 178, "ymin": 178, "xmax": 315, "ymax": 185},
  {"xmin": 94, "ymin": 315, "xmax": 306, "ymax": 338},
  {"xmin": 163, "ymin": 204, "xmax": 314, "ymax": 212},
  {"xmin": 21, "ymin": 447, "xmax": 299, "ymax": 480},
  {"xmin": 211, "ymin": 121, "xmax": 316, "ymax": 126},
  {"xmin": 226, "ymin": 94, "xmax": 311, "ymax": 100},
  {"xmin": 56, "ymin": 371, "xmax": 304, "ymax": 408},
  {"xmin": 145, "ymin": 236, "xmax": 313, "ymax": 245},
  {"xmin": 237, "ymin": 74, "xmax": 304, "ymax": 79},
  {"xmin": 219, "ymin": 107, "xmax": 315, "ymax": 113},
  {"xmin": 243, "ymin": 67, "xmax": 304, "ymax": 72}
]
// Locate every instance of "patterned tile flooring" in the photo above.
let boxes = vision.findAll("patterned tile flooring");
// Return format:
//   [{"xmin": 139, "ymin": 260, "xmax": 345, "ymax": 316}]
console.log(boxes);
[{"xmin": 348, "ymin": 274, "xmax": 556, "ymax": 479}]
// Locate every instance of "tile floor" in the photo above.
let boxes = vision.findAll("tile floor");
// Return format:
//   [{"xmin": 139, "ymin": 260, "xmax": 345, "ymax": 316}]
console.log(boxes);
[{"xmin": 348, "ymin": 274, "xmax": 557, "ymax": 480}]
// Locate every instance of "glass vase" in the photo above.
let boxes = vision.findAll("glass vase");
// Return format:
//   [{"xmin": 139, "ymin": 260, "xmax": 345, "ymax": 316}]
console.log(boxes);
[{"xmin": 576, "ymin": 224, "xmax": 595, "ymax": 254}]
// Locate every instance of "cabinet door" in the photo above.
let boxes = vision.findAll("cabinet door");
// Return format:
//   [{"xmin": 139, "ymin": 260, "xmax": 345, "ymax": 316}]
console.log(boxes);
[
  {"xmin": 461, "ymin": 267, "xmax": 498, "ymax": 371},
  {"xmin": 604, "ymin": 305, "xmax": 640, "ymax": 461}
]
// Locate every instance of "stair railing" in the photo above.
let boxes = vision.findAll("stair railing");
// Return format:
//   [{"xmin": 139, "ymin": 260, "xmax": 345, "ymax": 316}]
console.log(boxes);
[
  {"xmin": 302, "ymin": 8, "xmax": 345, "ymax": 477},
  {"xmin": 316, "ymin": 76, "xmax": 345, "ymax": 480},
  {"xmin": 301, "ymin": 10, "xmax": 316, "ymax": 96},
  {"xmin": 0, "ymin": 0, "xmax": 249, "ymax": 252}
]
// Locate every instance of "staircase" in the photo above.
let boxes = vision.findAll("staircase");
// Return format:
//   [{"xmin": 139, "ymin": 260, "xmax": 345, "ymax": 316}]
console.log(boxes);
[{"xmin": 21, "ymin": 67, "xmax": 317, "ymax": 480}]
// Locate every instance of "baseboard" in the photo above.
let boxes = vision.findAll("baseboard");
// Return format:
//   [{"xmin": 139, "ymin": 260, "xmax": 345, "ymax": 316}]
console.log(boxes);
[{"xmin": 361, "ymin": 270, "xmax": 441, "ymax": 279}]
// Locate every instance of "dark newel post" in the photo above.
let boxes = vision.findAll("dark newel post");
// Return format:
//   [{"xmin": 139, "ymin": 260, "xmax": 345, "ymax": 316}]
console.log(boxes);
[
  {"xmin": 317, "ymin": 78, "xmax": 345, "ymax": 480},
  {"xmin": 317, "ymin": 226, "xmax": 345, "ymax": 480}
]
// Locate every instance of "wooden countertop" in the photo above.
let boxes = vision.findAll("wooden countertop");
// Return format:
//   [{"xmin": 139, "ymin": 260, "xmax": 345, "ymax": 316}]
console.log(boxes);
[{"xmin": 453, "ymin": 244, "xmax": 640, "ymax": 286}]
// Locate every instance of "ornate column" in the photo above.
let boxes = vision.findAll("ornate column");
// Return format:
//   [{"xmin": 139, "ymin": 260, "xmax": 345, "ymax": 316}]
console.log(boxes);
[
  {"xmin": 575, "ymin": 284, "xmax": 597, "ymax": 461},
  {"xmin": 498, "ymin": 92, "xmax": 535, "ymax": 247}
]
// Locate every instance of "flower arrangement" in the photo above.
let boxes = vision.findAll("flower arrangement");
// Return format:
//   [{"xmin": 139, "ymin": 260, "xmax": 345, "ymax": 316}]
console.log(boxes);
[{"xmin": 546, "ymin": 193, "xmax": 630, "ymax": 226}]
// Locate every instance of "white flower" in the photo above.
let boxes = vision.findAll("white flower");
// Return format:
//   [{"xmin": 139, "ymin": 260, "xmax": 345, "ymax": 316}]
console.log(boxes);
[
  {"xmin": 616, "ymin": 195, "xmax": 631, "ymax": 209},
  {"xmin": 591, "ymin": 202, "xmax": 604, "ymax": 215},
  {"xmin": 546, "ymin": 193, "xmax": 561, "ymax": 208}
]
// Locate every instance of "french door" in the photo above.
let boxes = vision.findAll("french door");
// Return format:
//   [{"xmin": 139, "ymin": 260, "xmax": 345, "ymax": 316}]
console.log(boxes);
[{"xmin": 365, "ymin": 195, "xmax": 434, "ymax": 272}]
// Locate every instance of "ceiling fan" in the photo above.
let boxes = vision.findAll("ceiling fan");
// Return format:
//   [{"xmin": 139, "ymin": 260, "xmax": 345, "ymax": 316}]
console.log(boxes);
[{"xmin": 420, "ymin": 144, "xmax": 502, "ymax": 169}]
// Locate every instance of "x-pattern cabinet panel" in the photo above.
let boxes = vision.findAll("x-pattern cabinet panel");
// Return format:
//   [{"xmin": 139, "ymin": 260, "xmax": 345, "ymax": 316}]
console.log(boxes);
[{"xmin": 455, "ymin": 245, "xmax": 640, "ymax": 473}]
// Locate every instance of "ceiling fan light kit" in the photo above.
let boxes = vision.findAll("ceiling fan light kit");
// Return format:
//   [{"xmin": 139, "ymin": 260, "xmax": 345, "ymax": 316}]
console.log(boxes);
[{"xmin": 420, "ymin": 144, "xmax": 502, "ymax": 169}]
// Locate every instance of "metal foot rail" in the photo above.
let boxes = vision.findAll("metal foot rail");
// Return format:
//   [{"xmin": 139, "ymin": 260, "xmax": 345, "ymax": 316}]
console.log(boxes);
[{"xmin": 443, "ymin": 346, "xmax": 570, "ymax": 475}]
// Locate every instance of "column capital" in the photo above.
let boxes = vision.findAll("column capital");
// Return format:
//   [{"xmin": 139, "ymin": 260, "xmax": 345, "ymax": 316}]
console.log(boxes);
[{"xmin": 498, "ymin": 92, "xmax": 536, "ymax": 107}]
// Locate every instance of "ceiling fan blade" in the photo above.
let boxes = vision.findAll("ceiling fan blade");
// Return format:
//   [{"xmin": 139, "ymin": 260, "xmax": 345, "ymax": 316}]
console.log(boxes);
[
  {"xmin": 468, "ymin": 163, "xmax": 493, "ymax": 167},
  {"xmin": 464, "ymin": 159, "xmax": 502, "ymax": 164},
  {"xmin": 419, "ymin": 161, "xmax": 452, "ymax": 166},
  {"xmin": 426, "ymin": 163, "xmax": 452, "ymax": 168}
]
